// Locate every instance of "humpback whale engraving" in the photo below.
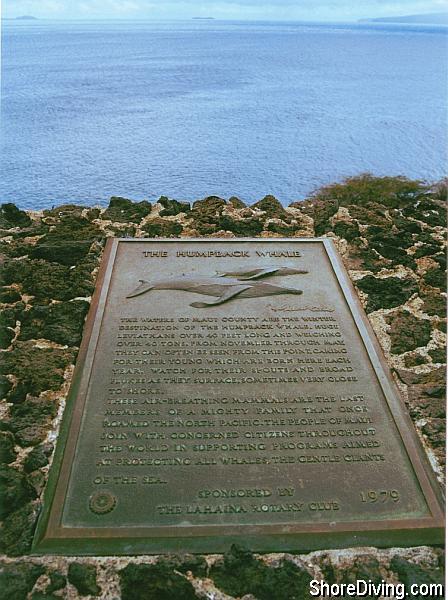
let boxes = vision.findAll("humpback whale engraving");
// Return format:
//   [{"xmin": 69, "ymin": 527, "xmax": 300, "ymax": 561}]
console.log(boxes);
[
  {"xmin": 215, "ymin": 266, "xmax": 308, "ymax": 280},
  {"xmin": 126, "ymin": 270, "xmax": 305, "ymax": 308}
]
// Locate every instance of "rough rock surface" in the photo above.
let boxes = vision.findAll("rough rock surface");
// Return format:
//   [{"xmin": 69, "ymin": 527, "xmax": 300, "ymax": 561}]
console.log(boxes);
[{"xmin": 0, "ymin": 175, "xmax": 445, "ymax": 598}]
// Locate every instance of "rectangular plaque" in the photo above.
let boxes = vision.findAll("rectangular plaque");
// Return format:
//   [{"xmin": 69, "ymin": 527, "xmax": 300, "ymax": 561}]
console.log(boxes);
[{"xmin": 33, "ymin": 238, "xmax": 444, "ymax": 554}]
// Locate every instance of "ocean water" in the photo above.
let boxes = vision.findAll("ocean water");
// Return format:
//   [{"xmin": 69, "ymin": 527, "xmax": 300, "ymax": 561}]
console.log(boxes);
[{"xmin": 1, "ymin": 19, "xmax": 447, "ymax": 209}]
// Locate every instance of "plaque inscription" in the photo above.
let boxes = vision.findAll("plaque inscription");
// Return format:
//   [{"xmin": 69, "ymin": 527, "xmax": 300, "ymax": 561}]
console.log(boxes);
[{"xmin": 33, "ymin": 238, "xmax": 444, "ymax": 554}]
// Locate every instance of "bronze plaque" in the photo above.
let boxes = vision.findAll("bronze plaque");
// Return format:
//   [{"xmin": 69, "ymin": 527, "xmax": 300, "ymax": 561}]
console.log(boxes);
[{"xmin": 33, "ymin": 238, "xmax": 444, "ymax": 554}]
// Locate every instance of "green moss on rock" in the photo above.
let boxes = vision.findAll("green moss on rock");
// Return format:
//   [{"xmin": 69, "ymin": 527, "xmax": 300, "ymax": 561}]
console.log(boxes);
[
  {"xmin": 158, "ymin": 196, "xmax": 191, "ymax": 217},
  {"xmin": 302, "ymin": 174, "xmax": 431, "ymax": 235},
  {"xmin": 8, "ymin": 397, "xmax": 59, "ymax": 445},
  {"xmin": 19, "ymin": 300, "xmax": 90, "ymax": 346},
  {"xmin": 366, "ymin": 223, "xmax": 411, "ymax": 246},
  {"xmin": 8, "ymin": 219, "xmax": 50, "ymax": 239},
  {"xmin": 28, "ymin": 470, "xmax": 46, "ymax": 497},
  {"xmin": 46, "ymin": 571, "xmax": 67, "ymax": 593},
  {"xmin": 344, "ymin": 242, "xmax": 390, "ymax": 273},
  {"xmin": 176, "ymin": 194, "xmax": 263, "ymax": 235},
  {"xmin": 23, "ymin": 443, "xmax": 53, "ymax": 473},
  {"xmin": 252, "ymin": 195, "xmax": 290, "ymax": 220},
  {"xmin": 390, "ymin": 556, "xmax": 444, "ymax": 596},
  {"xmin": 0, "ymin": 431, "xmax": 17, "ymax": 464},
  {"xmin": 332, "ymin": 220, "xmax": 360, "ymax": 241},
  {"xmin": 0, "ymin": 305, "xmax": 23, "ymax": 345},
  {"xmin": 42, "ymin": 204, "xmax": 85, "ymax": 218},
  {"xmin": 30, "ymin": 593, "xmax": 61, "ymax": 600},
  {"xmin": 189, "ymin": 196, "xmax": 228, "ymax": 234},
  {"xmin": 344, "ymin": 203, "xmax": 391, "ymax": 228},
  {"xmin": 160, "ymin": 555, "xmax": 207, "ymax": 578},
  {"xmin": 0, "ymin": 204, "xmax": 32, "ymax": 229},
  {"xmin": 0, "ymin": 502, "xmax": 39, "ymax": 556},
  {"xmin": 355, "ymin": 276, "xmax": 418, "ymax": 313},
  {"xmin": 429, "ymin": 348, "xmax": 446, "ymax": 364},
  {"xmin": 2, "ymin": 259, "xmax": 95, "ymax": 302},
  {"xmin": 30, "ymin": 215, "xmax": 103, "ymax": 266},
  {"xmin": 228, "ymin": 196, "xmax": 246, "ymax": 208},
  {"xmin": 0, "ymin": 287, "xmax": 21, "ymax": 304},
  {"xmin": 432, "ymin": 252, "xmax": 446, "ymax": 271},
  {"xmin": 435, "ymin": 320, "xmax": 446, "ymax": 333},
  {"xmin": 210, "ymin": 545, "xmax": 313, "ymax": 600},
  {"xmin": 404, "ymin": 352, "xmax": 428, "ymax": 368},
  {"xmin": 119, "ymin": 563, "xmax": 198, "ymax": 600},
  {"xmin": 413, "ymin": 242, "xmax": 443, "ymax": 259},
  {"xmin": 311, "ymin": 174, "xmax": 427, "ymax": 210},
  {"xmin": 423, "ymin": 267, "xmax": 446, "ymax": 290},
  {"xmin": 386, "ymin": 310, "xmax": 432, "ymax": 354},
  {"xmin": 0, "ymin": 465, "xmax": 36, "ymax": 519},
  {"xmin": 1, "ymin": 342, "xmax": 74, "ymax": 403},
  {"xmin": 106, "ymin": 223, "xmax": 137, "ymax": 237},
  {"xmin": 192, "ymin": 195, "xmax": 226, "ymax": 214},
  {"xmin": 391, "ymin": 214, "xmax": 422, "ymax": 234},
  {"xmin": 322, "ymin": 555, "xmax": 383, "ymax": 587},
  {"xmin": 0, "ymin": 375, "xmax": 12, "ymax": 399},
  {"xmin": 86, "ymin": 207, "xmax": 101, "ymax": 220},
  {"xmin": 266, "ymin": 221, "xmax": 298, "ymax": 236},
  {"xmin": 421, "ymin": 418, "xmax": 445, "ymax": 448},
  {"xmin": 103, "ymin": 197, "xmax": 152, "ymax": 223},
  {"xmin": 408, "ymin": 384, "xmax": 445, "ymax": 420},
  {"xmin": 0, "ymin": 322, "xmax": 15, "ymax": 349},
  {"xmin": 297, "ymin": 197, "xmax": 337, "ymax": 235},
  {"xmin": 67, "ymin": 563, "xmax": 100, "ymax": 596},
  {"xmin": 421, "ymin": 291, "xmax": 446, "ymax": 317},
  {"xmin": 219, "ymin": 215, "xmax": 264, "ymax": 236},
  {"xmin": 142, "ymin": 218, "xmax": 183, "ymax": 237},
  {"xmin": 5, "ymin": 383, "xmax": 31, "ymax": 405},
  {"xmin": 0, "ymin": 238, "xmax": 43, "ymax": 261},
  {"xmin": 403, "ymin": 199, "xmax": 447, "ymax": 227},
  {"xmin": 0, "ymin": 562, "xmax": 44, "ymax": 600},
  {"xmin": 363, "ymin": 226, "xmax": 415, "ymax": 268}
]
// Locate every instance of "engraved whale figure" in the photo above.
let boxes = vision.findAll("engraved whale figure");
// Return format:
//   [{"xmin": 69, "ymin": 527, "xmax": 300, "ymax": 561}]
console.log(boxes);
[
  {"xmin": 215, "ymin": 266, "xmax": 308, "ymax": 280},
  {"xmin": 126, "ymin": 275, "xmax": 303, "ymax": 308}
]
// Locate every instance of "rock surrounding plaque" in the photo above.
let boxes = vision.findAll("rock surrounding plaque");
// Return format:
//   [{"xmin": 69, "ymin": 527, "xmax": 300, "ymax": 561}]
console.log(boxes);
[{"xmin": 33, "ymin": 238, "xmax": 444, "ymax": 555}]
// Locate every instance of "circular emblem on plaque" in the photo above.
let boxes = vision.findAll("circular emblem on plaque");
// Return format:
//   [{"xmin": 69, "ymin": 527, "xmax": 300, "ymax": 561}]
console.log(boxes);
[{"xmin": 89, "ymin": 491, "xmax": 117, "ymax": 515}]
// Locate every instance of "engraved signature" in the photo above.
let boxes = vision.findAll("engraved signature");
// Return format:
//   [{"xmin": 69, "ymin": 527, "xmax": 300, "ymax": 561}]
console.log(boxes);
[{"xmin": 268, "ymin": 304, "xmax": 335, "ymax": 313}]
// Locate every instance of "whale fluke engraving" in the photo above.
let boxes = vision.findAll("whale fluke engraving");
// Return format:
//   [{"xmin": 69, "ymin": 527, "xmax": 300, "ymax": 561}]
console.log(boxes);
[{"xmin": 126, "ymin": 279, "xmax": 154, "ymax": 298}]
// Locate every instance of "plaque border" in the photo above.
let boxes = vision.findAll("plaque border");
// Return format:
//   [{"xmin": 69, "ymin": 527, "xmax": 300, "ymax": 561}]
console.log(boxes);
[{"xmin": 32, "ymin": 238, "xmax": 445, "ymax": 555}]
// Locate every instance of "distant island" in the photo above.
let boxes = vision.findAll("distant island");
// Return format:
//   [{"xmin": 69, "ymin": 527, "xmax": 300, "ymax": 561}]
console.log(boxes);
[
  {"xmin": 192, "ymin": 17, "xmax": 215, "ymax": 20},
  {"xmin": 1, "ymin": 15, "xmax": 39, "ymax": 20},
  {"xmin": 361, "ymin": 12, "xmax": 448, "ymax": 25}
]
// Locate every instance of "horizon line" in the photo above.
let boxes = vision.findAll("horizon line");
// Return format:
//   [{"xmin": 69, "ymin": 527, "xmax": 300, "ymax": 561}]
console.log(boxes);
[
  {"xmin": 3, "ymin": 13, "xmax": 448, "ymax": 25},
  {"xmin": 3, "ymin": 16, "xmax": 447, "ymax": 22}
]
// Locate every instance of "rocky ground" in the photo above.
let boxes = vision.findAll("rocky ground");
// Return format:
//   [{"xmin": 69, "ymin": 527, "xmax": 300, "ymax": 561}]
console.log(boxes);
[{"xmin": 0, "ymin": 175, "xmax": 446, "ymax": 599}]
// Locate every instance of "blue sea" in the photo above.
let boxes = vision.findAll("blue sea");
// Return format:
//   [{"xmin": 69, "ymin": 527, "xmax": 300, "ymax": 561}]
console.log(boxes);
[{"xmin": 1, "ymin": 19, "xmax": 447, "ymax": 209}]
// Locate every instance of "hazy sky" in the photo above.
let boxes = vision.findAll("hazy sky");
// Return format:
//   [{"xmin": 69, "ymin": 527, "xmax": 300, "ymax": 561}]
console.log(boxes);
[{"xmin": 3, "ymin": 0, "xmax": 448, "ymax": 21}]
